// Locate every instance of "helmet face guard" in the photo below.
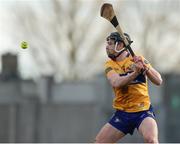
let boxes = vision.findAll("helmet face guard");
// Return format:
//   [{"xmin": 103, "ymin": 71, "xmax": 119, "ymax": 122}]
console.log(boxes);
[
  {"xmin": 106, "ymin": 32, "xmax": 133, "ymax": 60},
  {"xmin": 106, "ymin": 32, "xmax": 133, "ymax": 45},
  {"xmin": 107, "ymin": 48, "xmax": 126, "ymax": 60}
]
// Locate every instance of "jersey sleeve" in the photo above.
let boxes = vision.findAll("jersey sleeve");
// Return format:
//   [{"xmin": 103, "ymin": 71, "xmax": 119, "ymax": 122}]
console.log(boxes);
[{"xmin": 104, "ymin": 61, "xmax": 116, "ymax": 77}]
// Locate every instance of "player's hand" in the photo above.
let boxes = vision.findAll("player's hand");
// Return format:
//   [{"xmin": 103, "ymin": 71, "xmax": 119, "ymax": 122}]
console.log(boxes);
[
  {"xmin": 133, "ymin": 56, "xmax": 150, "ymax": 74},
  {"xmin": 131, "ymin": 61, "xmax": 144, "ymax": 74},
  {"xmin": 133, "ymin": 56, "xmax": 143, "ymax": 63}
]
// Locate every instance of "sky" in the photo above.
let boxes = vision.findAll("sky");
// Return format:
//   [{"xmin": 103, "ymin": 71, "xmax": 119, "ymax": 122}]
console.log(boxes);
[{"xmin": 0, "ymin": 0, "xmax": 52, "ymax": 79}]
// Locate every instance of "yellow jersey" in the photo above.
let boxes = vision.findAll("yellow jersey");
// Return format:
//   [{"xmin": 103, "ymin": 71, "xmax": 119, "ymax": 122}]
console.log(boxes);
[{"xmin": 105, "ymin": 54, "xmax": 152, "ymax": 112}]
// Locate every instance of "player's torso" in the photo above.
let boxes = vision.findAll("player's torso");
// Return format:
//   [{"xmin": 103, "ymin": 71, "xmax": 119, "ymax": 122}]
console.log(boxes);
[{"xmin": 106, "ymin": 55, "xmax": 150, "ymax": 112}]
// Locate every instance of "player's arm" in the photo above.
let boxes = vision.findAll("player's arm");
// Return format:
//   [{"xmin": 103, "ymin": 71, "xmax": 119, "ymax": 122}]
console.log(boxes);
[
  {"xmin": 144, "ymin": 67, "xmax": 163, "ymax": 86},
  {"xmin": 134, "ymin": 56, "xmax": 163, "ymax": 86},
  {"xmin": 106, "ymin": 62, "xmax": 143, "ymax": 88}
]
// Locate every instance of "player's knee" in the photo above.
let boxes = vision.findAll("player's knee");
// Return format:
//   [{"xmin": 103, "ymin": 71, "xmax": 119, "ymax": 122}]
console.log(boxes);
[
  {"xmin": 94, "ymin": 134, "xmax": 102, "ymax": 143},
  {"xmin": 95, "ymin": 135, "xmax": 112, "ymax": 143},
  {"xmin": 94, "ymin": 136, "xmax": 103, "ymax": 143},
  {"xmin": 143, "ymin": 134, "xmax": 158, "ymax": 143}
]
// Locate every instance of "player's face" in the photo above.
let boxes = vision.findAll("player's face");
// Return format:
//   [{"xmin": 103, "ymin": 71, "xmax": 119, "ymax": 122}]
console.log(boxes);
[
  {"xmin": 106, "ymin": 38, "xmax": 116, "ymax": 55},
  {"xmin": 106, "ymin": 38, "xmax": 124, "ymax": 55}
]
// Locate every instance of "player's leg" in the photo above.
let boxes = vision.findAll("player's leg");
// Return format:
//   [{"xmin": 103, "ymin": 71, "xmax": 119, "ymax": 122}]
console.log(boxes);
[
  {"xmin": 138, "ymin": 117, "xmax": 158, "ymax": 143},
  {"xmin": 95, "ymin": 123, "xmax": 125, "ymax": 143}
]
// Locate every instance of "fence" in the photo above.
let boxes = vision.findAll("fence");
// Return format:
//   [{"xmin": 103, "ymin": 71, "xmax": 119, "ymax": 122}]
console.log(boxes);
[{"xmin": 0, "ymin": 74, "xmax": 179, "ymax": 142}]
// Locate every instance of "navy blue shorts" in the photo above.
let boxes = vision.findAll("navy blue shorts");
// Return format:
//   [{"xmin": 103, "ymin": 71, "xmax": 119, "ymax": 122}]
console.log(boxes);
[{"xmin": 108, "ymin": 105, "xmax": 155, "ymax": 135}]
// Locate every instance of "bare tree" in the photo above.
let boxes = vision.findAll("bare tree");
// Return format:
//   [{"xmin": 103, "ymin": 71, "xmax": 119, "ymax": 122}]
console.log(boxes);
[
  {"xmin": 6, "ymin": 0, "xmax": 180, "ymax": 81},
  {"xmin": 119, "ymin": 0, "xmax": 180, "ymax": 73},
  {"xmin": 10, "ymin": 0, "xmax": 118, "ymax": 81}
]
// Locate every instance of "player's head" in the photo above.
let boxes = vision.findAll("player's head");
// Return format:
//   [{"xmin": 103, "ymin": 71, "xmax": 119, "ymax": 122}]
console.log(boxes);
[{"xmin": 106, "ymin": 32, "xmax": 133, "ymax": 60}]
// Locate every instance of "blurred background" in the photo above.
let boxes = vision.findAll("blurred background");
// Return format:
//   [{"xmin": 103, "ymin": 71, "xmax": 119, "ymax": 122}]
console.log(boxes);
[{"xmin": 0, "ymin": 0, "xmax": 180, "ymax": 143}]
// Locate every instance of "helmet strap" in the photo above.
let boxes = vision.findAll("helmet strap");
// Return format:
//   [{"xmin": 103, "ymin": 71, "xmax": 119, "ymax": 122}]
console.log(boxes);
[
  {"xmin": 108, "ymin": 42, "xmax": 127, "ymax": 60},
  {"xmin": 114, "ymin": 42, "xmax": 125, "ymax": 53}
]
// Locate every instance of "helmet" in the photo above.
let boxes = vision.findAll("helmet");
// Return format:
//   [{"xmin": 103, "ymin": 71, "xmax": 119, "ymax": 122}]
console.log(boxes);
[{"xmin": 106, "ymin": 32, "xmax": 133, "ymax": 45}]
